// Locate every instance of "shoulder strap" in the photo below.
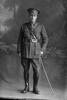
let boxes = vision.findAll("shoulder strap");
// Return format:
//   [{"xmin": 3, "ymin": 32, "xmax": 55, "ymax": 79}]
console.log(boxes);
[{"xmin": 26, "ymin": 23, "xmax": 38, "ymax": 40}]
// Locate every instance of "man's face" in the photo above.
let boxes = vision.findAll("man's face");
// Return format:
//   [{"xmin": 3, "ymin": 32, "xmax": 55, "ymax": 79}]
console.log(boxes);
[{"xmin": 29, "ymin": 14, "xmax": 37, "ymax": 23}]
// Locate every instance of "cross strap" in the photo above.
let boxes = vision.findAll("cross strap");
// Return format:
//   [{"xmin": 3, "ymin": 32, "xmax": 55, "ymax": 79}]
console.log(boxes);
[{"xmin": 26, "ymin": 23, "xmax": 38, "ymax": 41}]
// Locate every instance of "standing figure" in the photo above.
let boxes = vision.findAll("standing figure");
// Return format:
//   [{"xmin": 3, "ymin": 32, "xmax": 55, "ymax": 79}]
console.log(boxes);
[{"xmin": 17, "ymin": 8, "xmax": 48, "ymax": 94}]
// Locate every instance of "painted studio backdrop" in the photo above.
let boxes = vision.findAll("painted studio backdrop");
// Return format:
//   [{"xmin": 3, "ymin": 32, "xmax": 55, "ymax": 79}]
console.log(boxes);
[{"xmin": 0, "ymin": 0, "xmax": 66, "ymax": 96}]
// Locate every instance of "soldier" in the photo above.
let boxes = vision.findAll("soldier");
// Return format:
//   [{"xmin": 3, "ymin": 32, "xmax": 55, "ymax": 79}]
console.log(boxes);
[{"xmin": 17, "ymin": 8, "xmax": 48, "ymax": 94}]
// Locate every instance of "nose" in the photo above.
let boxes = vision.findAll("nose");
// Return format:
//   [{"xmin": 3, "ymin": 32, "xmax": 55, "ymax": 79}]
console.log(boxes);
[{"xmin": 31, "ymin": 16, "xmax": 33, "ymax": 19}]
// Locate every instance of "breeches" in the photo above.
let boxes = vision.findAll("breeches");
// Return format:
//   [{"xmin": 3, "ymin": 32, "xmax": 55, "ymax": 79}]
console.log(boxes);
[{"xmin": 21, "ymin": 58, "xmax": 40, "ymax": 84}]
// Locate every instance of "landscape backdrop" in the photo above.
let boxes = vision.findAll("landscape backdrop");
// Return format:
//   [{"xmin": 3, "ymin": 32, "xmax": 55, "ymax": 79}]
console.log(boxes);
[{"xmin": 0, "ymin": 0, "xmax": 66, "ymax": 99}]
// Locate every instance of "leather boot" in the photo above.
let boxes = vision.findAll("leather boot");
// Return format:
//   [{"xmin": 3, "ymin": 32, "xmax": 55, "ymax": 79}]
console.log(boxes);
[
  {"xmin": 33, "ymin": 87, "xmax": 39, "ymax": 94},
  {"xmin": 20, "ymin": 82, "xmax": 29, "ymax": 93},
  {"xmin": 33, "ymin": 76, "xmax": 39, "ymax": 94}
]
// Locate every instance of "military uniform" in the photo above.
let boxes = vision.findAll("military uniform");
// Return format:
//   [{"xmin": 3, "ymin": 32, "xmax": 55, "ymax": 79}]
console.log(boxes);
[{"xmin": 17, "ymin": 8, "xmax": 48, "ymax": 94}]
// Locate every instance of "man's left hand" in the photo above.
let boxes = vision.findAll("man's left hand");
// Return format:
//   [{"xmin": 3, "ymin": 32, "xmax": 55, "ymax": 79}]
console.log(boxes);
[{"xmin": 40, "ymin": 51, "xmax": 43, "ymax": 55}]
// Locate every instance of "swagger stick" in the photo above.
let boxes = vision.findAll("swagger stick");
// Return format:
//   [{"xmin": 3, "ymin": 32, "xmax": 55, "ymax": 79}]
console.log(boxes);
[{"xmin": 39, "ymin": 56, "xmax": 55, "ymax": 94}]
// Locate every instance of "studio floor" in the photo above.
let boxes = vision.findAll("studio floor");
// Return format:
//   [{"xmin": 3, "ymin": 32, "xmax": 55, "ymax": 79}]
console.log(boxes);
[{"xmin": 0, "ymin": 80, "xmax": 64, "ymax": 100}]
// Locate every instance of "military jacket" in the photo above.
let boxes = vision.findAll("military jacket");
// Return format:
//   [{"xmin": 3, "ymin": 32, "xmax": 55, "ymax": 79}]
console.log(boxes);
[{"xmin": 17, "ymin": 22, "xmax": 48, "ymax": 58}]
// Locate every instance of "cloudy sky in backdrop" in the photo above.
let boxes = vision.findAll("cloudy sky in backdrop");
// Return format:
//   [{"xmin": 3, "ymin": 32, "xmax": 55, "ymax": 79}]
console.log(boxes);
[{"xmin": 0, "ymin": 0, "xmax": 65, "ymax": 47}]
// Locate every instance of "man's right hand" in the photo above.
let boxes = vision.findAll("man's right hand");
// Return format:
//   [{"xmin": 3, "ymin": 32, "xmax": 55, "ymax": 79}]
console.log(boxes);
[
  {"xmin": 17, "ymin": 49, "xmax": 19, "ymax": 54},
  {"xmin": 17, "ymin": 49, "xmax": 20, "ymax": 54},
  {"xmin": 17, "ymin": 50, "xmax": 19, "ymax": 54}
]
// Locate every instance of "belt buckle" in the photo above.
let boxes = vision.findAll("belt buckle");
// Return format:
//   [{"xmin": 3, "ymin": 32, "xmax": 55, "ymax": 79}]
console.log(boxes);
[{"xmin": 32, "ymin": 39, "xmax": 37, "ymax": 43}]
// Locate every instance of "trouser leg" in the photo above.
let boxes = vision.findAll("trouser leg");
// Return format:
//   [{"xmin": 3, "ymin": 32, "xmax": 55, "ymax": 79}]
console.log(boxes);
[
  {"xmin": 31, "ymin": 59, "xmax": 40, "ymax": 94},
  {"xmin": 21, "ymin": 58, "xmax": 30, "ymax": 92}
]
